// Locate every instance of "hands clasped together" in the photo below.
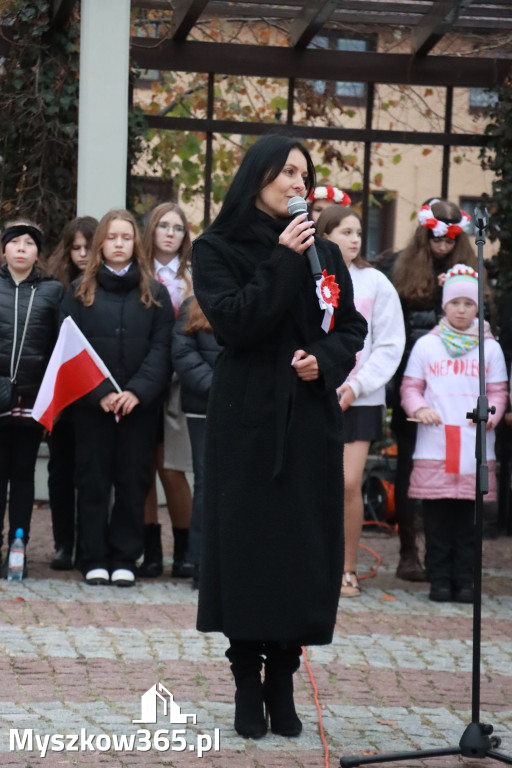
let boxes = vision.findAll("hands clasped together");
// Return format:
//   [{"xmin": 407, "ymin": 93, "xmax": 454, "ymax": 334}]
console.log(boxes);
[{"xmin": 100, "ymin": 391, "xmax": 140, "ymax": 416}]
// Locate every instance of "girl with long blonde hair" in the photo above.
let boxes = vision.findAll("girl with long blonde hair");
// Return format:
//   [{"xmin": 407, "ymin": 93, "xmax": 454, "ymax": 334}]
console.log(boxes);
[{"xmin": 61, "ymin": 209, "xmax": 174, "ymax": 587}]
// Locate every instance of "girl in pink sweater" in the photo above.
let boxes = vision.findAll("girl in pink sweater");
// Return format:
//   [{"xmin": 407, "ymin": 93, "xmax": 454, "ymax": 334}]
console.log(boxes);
[{"xmin": 400, "ymin": 265, "xmax": 507, "ymax": 603}]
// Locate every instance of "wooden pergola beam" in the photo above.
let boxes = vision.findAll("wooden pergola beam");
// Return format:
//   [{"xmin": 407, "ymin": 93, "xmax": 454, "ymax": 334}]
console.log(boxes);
[
  {"xmin": 411, "ymin": 0, "xmax": 474, "ymax": 57},
  {"xmin": 171, "ymin": 0, "xmax": 209, "ymax": 40},
  {"xmin": 130, "ymin": 38, "xmax": 512, "ymax": 88},
  {"xmin": 289, "ymin": 0, "xmax": 339, "ymax": 48},
  {"xmin": 130, "ymin": 0, "xmax": 512, "ymax": 29},
  {"xmin": 145, "ymin": 114, "xmax": 488, "ymax": 147}
]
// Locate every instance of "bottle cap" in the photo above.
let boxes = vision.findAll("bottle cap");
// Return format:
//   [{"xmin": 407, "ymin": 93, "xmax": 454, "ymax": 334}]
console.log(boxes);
[{"xmin": 14, "ymin": 528, "xmax": 24, "ymax": 538}]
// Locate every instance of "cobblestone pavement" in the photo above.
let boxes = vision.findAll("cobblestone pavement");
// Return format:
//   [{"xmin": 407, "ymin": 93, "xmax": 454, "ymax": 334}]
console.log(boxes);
[{"xmin": 0, "ymin": 505, "xmax": 511, "ymax": 767}]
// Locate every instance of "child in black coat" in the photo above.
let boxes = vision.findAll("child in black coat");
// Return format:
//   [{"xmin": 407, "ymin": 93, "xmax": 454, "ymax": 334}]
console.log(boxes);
[
  {"xmin": 46, "ymin": 216, "xmax": 98, "ymax": 571},
  {"xmin": 0, "ymin": 220, "xmax": 63, "ymax": 574},
  {"xmin": 61, "ymin": 210, "xmax": 173, "ymax": 587}
]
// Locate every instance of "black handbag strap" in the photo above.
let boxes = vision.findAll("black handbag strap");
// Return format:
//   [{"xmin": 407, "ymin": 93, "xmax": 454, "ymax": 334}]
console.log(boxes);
[{"xmin": 10, "ymin": 284, "xmax": 37, "ymax": 382}]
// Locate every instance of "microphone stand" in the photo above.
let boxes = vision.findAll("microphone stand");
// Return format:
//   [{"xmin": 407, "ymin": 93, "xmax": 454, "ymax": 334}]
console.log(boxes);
[{"xmin": 340, "ymin": 210, "xmax": 512, "ymax": 767}]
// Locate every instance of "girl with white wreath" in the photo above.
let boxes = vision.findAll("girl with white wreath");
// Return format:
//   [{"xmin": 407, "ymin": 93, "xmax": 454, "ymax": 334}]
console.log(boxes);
[
  {"xmin": 389, "ymin": 198, "xmax": 477, "ymax": 583},
  {"xmin": 308, "ymin": 185, "xmax": 352, "ymax": 223}
]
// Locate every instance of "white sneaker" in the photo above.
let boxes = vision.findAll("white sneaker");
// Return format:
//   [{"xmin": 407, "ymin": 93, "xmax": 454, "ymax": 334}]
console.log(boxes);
[
  {"xmin": 85, "ymin": 568, "xmax": 109, "ymax": 586},
  {"xmin": 111, "ymin": 568, "xmax": 135, "ymax": 587}
]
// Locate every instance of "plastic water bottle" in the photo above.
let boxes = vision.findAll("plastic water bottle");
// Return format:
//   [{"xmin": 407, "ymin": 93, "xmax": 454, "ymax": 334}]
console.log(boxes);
[{"xmin": 7, "ymin": 528, "xmax": 25, "ymax": 582}]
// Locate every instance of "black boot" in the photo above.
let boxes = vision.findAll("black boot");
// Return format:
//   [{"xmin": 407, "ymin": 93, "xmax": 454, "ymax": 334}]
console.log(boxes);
[
  {"xmin": 137, "ymin": 524, "xmax": 163, "ymax": 578},
  {"xmin": 171, "ymin": 527, "xmax": 194, "ymax": 577},
  {"xmin": 50, "ymin": 547, "xmax": 73, "ymax": 571},
  {"xmin": 263, "ymin": 645, "xmax": 302, "ymax": 737},
  {"xmin": 226, "ymin": 641, "xmax": 267, "ymax": 739},
  {"xmin": 396, "ymin": 524, "xmax": 427, "ymax": 582}
]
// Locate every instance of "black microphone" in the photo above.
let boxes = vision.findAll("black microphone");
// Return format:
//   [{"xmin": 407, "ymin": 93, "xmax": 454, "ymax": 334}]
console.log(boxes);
[{"xmin": 287, "ymin": 196, "xmax": 323, "ymax": 279}]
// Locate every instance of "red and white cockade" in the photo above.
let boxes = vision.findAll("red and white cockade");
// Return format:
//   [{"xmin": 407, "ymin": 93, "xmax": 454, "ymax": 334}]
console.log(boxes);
[
  {"xmin": 316, "ymin": 269, "xmax": 340, "ymax": 332},
  {"xmin": 308, "ymin": 186, "xmax": 352, "ymax": 207},
  {"xmin": 417, "ymin": 198, "xmax": 471, "ymax": 239}
]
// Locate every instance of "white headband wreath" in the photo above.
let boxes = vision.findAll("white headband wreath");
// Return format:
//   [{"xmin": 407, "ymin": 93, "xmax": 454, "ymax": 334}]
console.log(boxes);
[
  {"xmin": 308, "ymin": 186, "xmax": 352, "ymax": 206},
  {"xmin": 417, "ymin": 199, "xmax": 471, "ymax": 239}
]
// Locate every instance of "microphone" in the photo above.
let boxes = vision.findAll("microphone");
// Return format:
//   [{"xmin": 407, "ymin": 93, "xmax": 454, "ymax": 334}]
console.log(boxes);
[{"xmin": 287, "ymin": 196, "xmax": 323, "ymax": 279}]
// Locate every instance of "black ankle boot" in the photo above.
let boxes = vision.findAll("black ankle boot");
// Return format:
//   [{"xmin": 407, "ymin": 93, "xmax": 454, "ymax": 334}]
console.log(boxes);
[
  {"xmin": 234, "ymin": 676, "xmax": 267, "ymax": 739},
  {"xmin": 171, "ymin": 527, "xmax": 194, "ymax": 577},
  {"xmin": 263, "ymin": 646, "xmax": 302, "ymax": 737},
  {"xmin": 227, "ymin": 642, "xmax": 267, "ymax": 739},
  {"xmin": 137, "ymin": 524, "xmax": 163, "ymax": 578}
]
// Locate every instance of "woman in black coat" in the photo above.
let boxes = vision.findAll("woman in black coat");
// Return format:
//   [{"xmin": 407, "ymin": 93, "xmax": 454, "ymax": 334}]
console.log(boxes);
[
  {"xmin": 61, "ymin": 210, "xmax": 173, "ymax": 588},
  {"xmin": 0, "ymin": 221, "xmax": 63, "ymax": 571},
  {"xmin": 192, "ymin": 135, "xmax": 367, "ymax": 739}
]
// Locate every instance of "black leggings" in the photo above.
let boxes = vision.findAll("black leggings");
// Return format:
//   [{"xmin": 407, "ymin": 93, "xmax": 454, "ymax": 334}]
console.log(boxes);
[
  {"xmin": 423, "ymin": 498, "xmax": 475, "ymax": 590},
  {"xmin": 0, "ymin": 421, "xmax": 43, "ymax": 548}
]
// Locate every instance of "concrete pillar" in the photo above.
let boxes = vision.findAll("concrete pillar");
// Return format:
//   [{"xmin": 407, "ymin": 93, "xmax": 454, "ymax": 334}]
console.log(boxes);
[{"xmin": 77, "ymin": 0, "xmax": 131, "ymax": 218}]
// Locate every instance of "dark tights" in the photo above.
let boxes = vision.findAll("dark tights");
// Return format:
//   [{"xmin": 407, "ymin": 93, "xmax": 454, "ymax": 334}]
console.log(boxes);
[
  {"xmin": 0, "ymin": 421, "xmax": 43, "ymax": 549},
  {"xmin": 423, "ymin": 498, "xmax": 475, "ymax": 590}
]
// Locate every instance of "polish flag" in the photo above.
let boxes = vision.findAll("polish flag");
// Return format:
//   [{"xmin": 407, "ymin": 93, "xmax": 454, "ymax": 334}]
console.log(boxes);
[{"xmin": 32, "ymin": 317, "xmax": 115, "ymax": 431}]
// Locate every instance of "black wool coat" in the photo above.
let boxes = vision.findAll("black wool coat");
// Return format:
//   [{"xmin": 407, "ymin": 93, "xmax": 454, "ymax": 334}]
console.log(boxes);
[
  {"xmin": 192, "ymin": 217, "xmax": 367, "ymax": 645},
  {"xmin": 0, "ymin": 264, "xmax": 63, "ymax": 407},
  {"xmin": 61, "ymin": 264, "xmax": 173, "ymax": 409}
]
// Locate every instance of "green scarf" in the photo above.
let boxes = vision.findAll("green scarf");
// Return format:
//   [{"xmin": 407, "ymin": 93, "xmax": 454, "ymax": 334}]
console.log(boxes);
[{"xmin": 438, "ymin": 318, "xmax": 479, "ymax": 358}]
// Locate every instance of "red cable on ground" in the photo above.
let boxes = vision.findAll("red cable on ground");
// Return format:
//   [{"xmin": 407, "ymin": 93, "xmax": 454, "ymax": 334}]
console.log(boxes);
[
  {"xmin": 358, "ymin": 521, "xmax": 397, "ymax": 581},
  {"xmin": 302, "ymin": 521, "xmax": 398, "ymax": 765},
  {"xmin": 302, "ymin": 644, "xmax": 330, "ymax": 768},
  {"xmin": 357, "ymin": 542, "xmax": 381, "ymax": 580}
]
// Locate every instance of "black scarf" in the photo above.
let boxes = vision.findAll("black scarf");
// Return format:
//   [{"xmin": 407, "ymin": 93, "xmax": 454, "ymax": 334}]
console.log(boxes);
[{"xmin": 241, "ymin": 208, "xmax": 293, "ymax": 249}]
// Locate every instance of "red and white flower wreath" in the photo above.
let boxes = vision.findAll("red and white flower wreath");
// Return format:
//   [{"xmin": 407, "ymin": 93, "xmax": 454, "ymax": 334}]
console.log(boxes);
[
  {"xmin": 308, "ymin": 186, "xmax": 352, "ymax": 207},
  {"xmin": 316, "ymin": 270, "xmax": 340, "ymax": 333},
  {"xmin": 417, "ymin": 199, "xmax": 471, "ymax": 239}
]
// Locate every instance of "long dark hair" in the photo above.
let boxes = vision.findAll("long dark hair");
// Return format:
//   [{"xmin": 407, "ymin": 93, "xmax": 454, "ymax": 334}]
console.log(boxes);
[
  {"xmin": 205, "ymin": 134, "xmax": 316, "ymax": 238},
  {"xmin": 393, "ymin": 199, "xmax": 476, "ymax": 305},
  {"xmin": 47, "ymin": 216, "xmax": 98, "ymax": 286}
]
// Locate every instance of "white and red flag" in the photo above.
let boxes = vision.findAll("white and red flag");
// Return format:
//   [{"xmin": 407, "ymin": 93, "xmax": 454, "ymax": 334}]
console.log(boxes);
[{"xmin": 32, "ymin": 316, "xmax": 119, "ymax": 431}]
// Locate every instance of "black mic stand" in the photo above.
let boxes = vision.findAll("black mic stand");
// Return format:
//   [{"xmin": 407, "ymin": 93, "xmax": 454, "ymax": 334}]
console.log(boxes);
[{"xmin": 340, "ymin": 210, "xmax": 512, "ymax": 767}]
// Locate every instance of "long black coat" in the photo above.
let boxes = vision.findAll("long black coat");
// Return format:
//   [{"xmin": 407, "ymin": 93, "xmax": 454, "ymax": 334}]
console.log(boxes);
[{"xmin": 192, "ymin": 218, "xmax": 367, "ymax": 645}]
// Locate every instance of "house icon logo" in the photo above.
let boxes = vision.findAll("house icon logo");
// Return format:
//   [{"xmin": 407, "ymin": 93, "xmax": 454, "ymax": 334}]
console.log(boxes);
[{"xmin": 132, "ymin": 682, "xmax": 197, "ymax": 725}]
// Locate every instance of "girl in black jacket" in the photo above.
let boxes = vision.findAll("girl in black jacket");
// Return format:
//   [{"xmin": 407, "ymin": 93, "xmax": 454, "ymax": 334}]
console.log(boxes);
[
  {"xmin": 61, "ymin": 210, "xmax": 173, "ymax": 587},
  {"xmin": 171, "ymin": 296, "xmax": 223, "ymax": 587},
  {"xmin": 0, "ymin": 221, "xmax": 63, "ymax": 573},
  {"xmin": 45, "ymin": 216, "xmax": 98, "ymax": 571}
]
